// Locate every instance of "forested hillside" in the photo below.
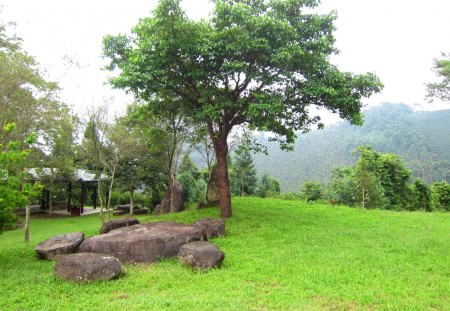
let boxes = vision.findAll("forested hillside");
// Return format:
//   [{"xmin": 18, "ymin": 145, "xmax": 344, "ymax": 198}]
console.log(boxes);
[{"xmin": 253, "ymin": 103, "xmax": 450, "ymax": 191}]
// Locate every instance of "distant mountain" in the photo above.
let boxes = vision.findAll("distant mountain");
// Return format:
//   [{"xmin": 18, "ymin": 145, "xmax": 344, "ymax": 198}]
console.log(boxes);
[{"xmin": 252, "ymin": 103, "xmax": 450, "ymax": 192}]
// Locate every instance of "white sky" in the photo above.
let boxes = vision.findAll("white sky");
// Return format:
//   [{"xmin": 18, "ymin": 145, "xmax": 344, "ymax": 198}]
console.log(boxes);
[{"xmin": 2, "ymin": 0, "xmax": 450, "ymax": 119}]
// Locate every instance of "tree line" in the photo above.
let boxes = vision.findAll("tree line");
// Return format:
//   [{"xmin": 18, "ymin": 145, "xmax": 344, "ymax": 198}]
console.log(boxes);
[
  {"xmin": 253, "ymin": 103, "xmax": 450, "ymax": 192},
  {"xmin": 296, "ymin": 146, "xmax": 450, "ymax": 212}
]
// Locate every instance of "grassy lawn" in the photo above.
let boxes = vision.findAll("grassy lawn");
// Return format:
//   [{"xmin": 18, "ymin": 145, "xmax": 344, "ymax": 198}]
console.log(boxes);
[{"xmin": 0, "ymin": 197, "xmax": 449, "ymax": 310}]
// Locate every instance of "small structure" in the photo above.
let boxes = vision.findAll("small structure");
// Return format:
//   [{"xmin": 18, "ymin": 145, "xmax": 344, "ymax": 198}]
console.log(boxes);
[{"xmin": 27, "ymin": 169, "xmax": 109, "ymax": 216}]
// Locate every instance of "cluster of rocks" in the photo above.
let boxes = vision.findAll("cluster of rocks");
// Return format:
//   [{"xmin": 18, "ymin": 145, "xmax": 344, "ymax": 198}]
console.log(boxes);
[
  {"xmin": 35, "ymin": 217, "xmax": 226, "ymax": 282},
  {"xmin": 112, "ymin": 204, "xmax": 148, "ymax": 216}
]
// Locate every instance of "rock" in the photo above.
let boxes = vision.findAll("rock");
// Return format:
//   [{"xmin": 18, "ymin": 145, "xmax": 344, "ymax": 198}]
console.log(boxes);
[
  {"xmin": 115, "ymin": 204, "xmax": 140, "ymax": 213},
  {"xmin": 35, "ymin": 232, "xmax": 85, "ymax": 260},
  {"xmin": 154, "ymin": 181, "xmax": 184, "ymax": 214},
  {"xmin": 113, "ymin": 209, "xmax": 127, "ymax": 216},
  {"xmin": 54, "ymin": 253, "xmax": 124, "ymax": 282},
  {"xmin": 153, "ymin": 204, "xmax": 161, "ymax": 214},
  {"xmin": 206, "ymin": 168, "xmax": 220, "ymax": 204},
  {"xmin": 178, "ymin": 241, "xmax": 224, "ymax": 270},
  {"xmin": 99, "ymin": 218, "xmax": 140, "ymax": 234},
  {"xmin": 133, "ymin": 208, "xmax": 148, "ymax": 215},
  {"xmin": 79, "ymin": 221, "xmax": 207, "ymax": 263},
  {"xmin": 193, "ymin": 218, "xmax": 225, "ymax": 238}
]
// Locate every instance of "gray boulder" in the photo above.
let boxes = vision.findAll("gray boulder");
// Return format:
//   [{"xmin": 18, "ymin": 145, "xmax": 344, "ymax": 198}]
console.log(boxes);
[
  {"xmin": 206, "ymin": 169, "xmax": 220, "ymax": 204},
  {"xmin": 154, "ymin": 181, "xmax": 184, "ymax": 214},
  {"xmin": 54, "ymin": 253, "xmax": 124, "ymax": 282},
  {"xmin": 178, "ymin": 241, "xmax": 224, "ymax": 270},
  {"xmin": 193, "ymin": 218, "xmax": 225, "ymax": 238},
  {"xmin": 99, "ymin": 218, "xmax": 140, "ymax": 234},
  {"xmin": 79, "ymin": 221, "xmax": 207, "ymax": 263},
  {"xmin": 112, "ymin": 209, "xmax": 127, "ymax": 216},
  {"xmin": 35, "ymin": 232, "xmax": 84, "ymax": 260},
  {"xmin": 133, "ymin": 209, "xmax": 148, "ymax": 215}
]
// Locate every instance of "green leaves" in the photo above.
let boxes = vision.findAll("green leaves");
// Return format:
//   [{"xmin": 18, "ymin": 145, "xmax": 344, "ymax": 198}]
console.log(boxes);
[
  {"xmin": 103, "ymin": 0, "xmax": 382, "ymax": 143},
  {"xmin": 3, "ymin": 123, "xmax": 16, "ymax": 134},
  {"xmin": 1, "ymin": 125, "xmax": 40, "ymax": 231},
  {"xmin": 427, "ymin": 53, "xmax": 450, "ymax": 102}
]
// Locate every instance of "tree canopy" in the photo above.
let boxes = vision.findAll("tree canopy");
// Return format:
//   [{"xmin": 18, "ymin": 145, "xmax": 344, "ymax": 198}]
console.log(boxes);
[
  {"xmin": 103, "ymin": 0, "xmax": 383, "ymax": 217},
  {"xmin": 427, "ymin": 53, "xmax": 450, "ymax": 102}
]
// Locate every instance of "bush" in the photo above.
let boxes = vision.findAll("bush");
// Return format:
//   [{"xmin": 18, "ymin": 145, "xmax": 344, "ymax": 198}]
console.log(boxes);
[
  {"xmin": 300, "ymin": 182, "xmax": 323, "ymax": 202},
  {"xmin": 412, "ymin": 178, "xmax": 432, "ymax": 211},
  {"xmin": 108, "ymin": 191, "xmax": 129, "ymax": 207},
  {"xmin": 177, "ymin": 172, "xmax": 207, "ymax": 203},
  {"xmin": 133, "ymin": 192, "xmax": 154, "ymax": 211},
  {"xmin": 432, "ymin": 181, "xmax": 450, "ymax": 211},
  {"xmin": 256, "ymin": 174, "xmax": 281, "ymax": 198}
]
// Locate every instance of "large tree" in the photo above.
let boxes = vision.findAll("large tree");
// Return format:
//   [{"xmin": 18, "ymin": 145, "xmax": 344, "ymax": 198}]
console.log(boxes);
[
  {"xmin": 0, "ymin": 21, "xmax": 59, "ymax": 145},
  {"xmin": 103, "ymin": 0, "xmax": 383, "ymax": 217},
  {"xmin": 38, "ymin": 102, "xmax": 78, "ymax": 215},
  {"xmin": 0, "ymin": 123, "xmax": 40, "ymax": 242}
]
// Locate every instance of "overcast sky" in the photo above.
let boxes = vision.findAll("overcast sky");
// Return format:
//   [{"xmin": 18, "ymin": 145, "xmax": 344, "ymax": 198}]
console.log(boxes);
[{"xmin": 2, "ymin": 0, "xmax": 450, "ymax": 119}]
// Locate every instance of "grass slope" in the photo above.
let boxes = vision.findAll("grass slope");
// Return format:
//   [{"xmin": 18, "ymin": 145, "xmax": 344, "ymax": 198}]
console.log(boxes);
[{"xmin": 1, "ymin": 197, "xmax": 449, "ymax": 310}]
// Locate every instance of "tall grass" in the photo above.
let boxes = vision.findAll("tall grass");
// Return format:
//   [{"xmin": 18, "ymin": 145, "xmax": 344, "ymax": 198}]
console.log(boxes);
[{"xmin": 0, "ymin": 197, "xmax": 449, "ymax": 310}]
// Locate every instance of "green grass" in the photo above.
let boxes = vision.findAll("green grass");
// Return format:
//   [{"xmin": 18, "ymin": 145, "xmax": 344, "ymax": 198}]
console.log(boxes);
[{"xmin": 1, "ymin": 197, "xmax": 449, "ymax": 310}]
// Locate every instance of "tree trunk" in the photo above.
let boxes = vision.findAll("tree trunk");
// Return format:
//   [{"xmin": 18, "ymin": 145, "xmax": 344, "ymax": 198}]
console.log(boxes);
[
  {"xmin": 107, "ymin": 176, "xmax": 115, "ymax": 223},
  {"xmin": 362, "ymin": 187, "xmax": 366, "ymax": 209},
  {"xmin": 214, "ymin": 141, "xmax": 232, "ymax": 218},
  {"xmin": 129, "ymin": 189, "xmax": 134, "ymax": 216},
  {"xmin": 48, "ymin": 188, "xmax": 53, "ymax": 215},
  {"xmin": 24, "ymin": 205, "xmax": 30, "ymax": 243},
  {"xmin": 97, "ymin": 175, "xmax": 105, "ymax": 225},
  {"xmin": 169, "ymin": 173, "xmax": 176, "ymax": 213},
  {"xmin": 49, "ymin": 165, "xmax": 54, "ymax": 215}
]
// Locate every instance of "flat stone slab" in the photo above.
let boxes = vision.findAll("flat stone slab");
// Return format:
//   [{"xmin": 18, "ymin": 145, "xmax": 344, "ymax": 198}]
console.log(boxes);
[
  {"xmin": 116, "ymin": 204, "xmax": 140, "ymax": 211},
  {"xmin": 113, "ymin": 209, "xmax": 127, "ymax": 216},
  {"xmin": 54, "ymin": 253, "xmax": 124, "ymax": 282},
  {"xmin": 193, "ymin": 218, "xmax": 225, "ymax": 238},
  {"xmin": 36, "ymin": 232, "xmax": 84, "ymax": 260},
  {"xmin": 178, "ymin": 241, "xmax": 225, "ymax": 270},
  {"xmin": 100, "ymin": 218, "xmax": 140, "ymax": 234},
  {"xmin": 79, "ymin": 221, "xmax": 207, "ymax": 263}
]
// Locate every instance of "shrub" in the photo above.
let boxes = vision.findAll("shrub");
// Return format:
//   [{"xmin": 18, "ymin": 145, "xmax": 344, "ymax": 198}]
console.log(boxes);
[
  {"xmin": 256, "ymin": 174, "xmax": 281, "ymax": 198},
  {"xmin": 432, "ymin": 181, "xmax": 450, "ymax": 211},
  {"xmin": 412, "ymin": 178, "xmax": 432, "ymax": 211},
  {"xmin": 300, "ymin": 182, "xmax": 323, "ymax": 202}
]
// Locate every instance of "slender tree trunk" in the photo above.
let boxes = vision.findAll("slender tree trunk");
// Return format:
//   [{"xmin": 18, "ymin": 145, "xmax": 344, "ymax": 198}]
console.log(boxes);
[
  {"xmin": 48, "ymin": 188, "xmax": 53, "ymax": 215},
  {"xmin": 106, "ymin": 167, "xmax": 116, "ymax": 223},
  {"xmin": 214, "ymin": 140, "xmax": 232, "ymax": 218},
  {"xmin": 24, "ymin": 205, "xmax": 30, "ymax": 243},
  {"xmin": 49, "ymin": 164, "xmax": 54, "ymax": 215},
  {"xmin": 97, "ymin": 176, "xmax": 105, "ymax": 225},
  {"xmin": 362, "ymin": 187, "xmax": 366, "ymax": 209},
  {"xmin": 169, "ymin": 173, "xmax": 175, "ymax": 213},
  {"xmin": 129, "ymin": 188, "xmax": 134, "ymax": 216},
  {"xmin": 240, "ymin": 174, "xmax": 244, "ymax": 197}
]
